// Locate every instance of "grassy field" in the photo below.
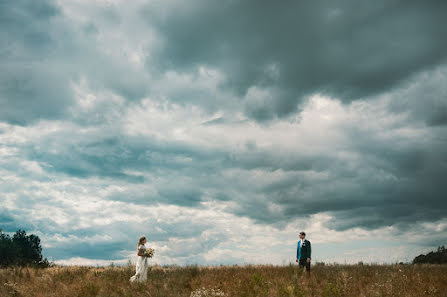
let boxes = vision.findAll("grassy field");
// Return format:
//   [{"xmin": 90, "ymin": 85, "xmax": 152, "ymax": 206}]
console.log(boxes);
[{"xmin": 1, "ymin": 264, "xmax": 446, "ymax": 297}]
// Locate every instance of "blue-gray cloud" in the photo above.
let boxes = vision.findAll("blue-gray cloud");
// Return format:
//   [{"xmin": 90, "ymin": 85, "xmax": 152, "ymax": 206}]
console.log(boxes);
[
  {"xmin": 1, "ymin": 0, "xmax": 446, "ymax": 265},
  {"xmin": 0, "ymin": 0, "xmax": 152, "ymax": 126},
  {"xmin": 0, "ymin": 0, "xmax": 74, "ymax": 125},
  {"xmin": 142, "ymin": 0, "xmax": 447, "ymax": 121}
]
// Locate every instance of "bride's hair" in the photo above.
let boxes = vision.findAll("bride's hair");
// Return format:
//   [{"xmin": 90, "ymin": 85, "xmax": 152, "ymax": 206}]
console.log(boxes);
[{"xmin": 138, "ymin": 236, "xmax": 146, "ymax": 249}]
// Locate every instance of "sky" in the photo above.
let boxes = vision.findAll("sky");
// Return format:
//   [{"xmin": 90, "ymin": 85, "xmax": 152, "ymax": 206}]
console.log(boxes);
[{"xmin": 1, "ymin": 0, "xmax": 446, "ymax": 266}]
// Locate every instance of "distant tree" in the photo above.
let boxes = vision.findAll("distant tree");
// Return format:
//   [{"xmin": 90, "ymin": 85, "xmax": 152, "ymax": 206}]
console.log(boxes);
[
  {"xmin": 0, "ymin": 230, "xmax": 15, "ymax": 266},
  {"xmin": 0, "ymin": 229, "xmax": 50, "ymax": 267},
  {"xmin": 413, "ymin": 245, "xmax": 447, "ymax": 264}
]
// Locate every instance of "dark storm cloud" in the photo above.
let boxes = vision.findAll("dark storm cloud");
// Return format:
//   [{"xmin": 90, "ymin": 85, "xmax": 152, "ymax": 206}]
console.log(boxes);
[
  {"xmin": 143, "ymin": 0, "xmax": 447, "ymax": 121},
  {"xmin": 1, "ymin": 0, "xmax": 446, "ymax": 264},
  {"xmin": 0, "ymin": 0, "xmax": 152, "ymax": 126},
  {"xmin": 387, "ymin": 63, "xmax": 447, "ymax": 126},
  {"xmin": 0, "ymin": 0, "xmax": 74, "ymax": 125},
  {"xmin": 237, "ymin": 129, "xmax": 447, "ymax": 229},
  {"xmin": 3, "ymin": 0, "xmax": 445, "ymax": 125}
]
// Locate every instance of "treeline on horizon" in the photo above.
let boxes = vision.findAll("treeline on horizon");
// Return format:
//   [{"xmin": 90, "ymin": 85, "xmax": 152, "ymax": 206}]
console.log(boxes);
[
  {"xmin": 0, "ymin": 229, "xmax": 50, "ymax": 267},
  {"xmin": 1, "ymin": 229, "xmax": 446, "ymax": 267},
  {"xmin": 413, "ymin": 246, "xmax": 447, "ymax": 264}
]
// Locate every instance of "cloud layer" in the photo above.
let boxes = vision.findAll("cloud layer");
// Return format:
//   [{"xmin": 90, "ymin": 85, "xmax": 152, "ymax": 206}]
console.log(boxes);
[
  {"xmin": 142, "ymin": 0, "xmax": 447, "ymax": 121},
  {"xmin": 1, "ymin": 0, "xmax": 446, "ymax": 265}
]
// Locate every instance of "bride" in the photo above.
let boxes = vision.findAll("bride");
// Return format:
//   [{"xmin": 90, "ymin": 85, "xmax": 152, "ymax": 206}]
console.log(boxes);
[{"xmin": 129, "ymin": 236, "xmax": 151, "ymax": 283}]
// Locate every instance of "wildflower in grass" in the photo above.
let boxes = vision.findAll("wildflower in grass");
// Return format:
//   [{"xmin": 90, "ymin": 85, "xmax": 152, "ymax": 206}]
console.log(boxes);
[{"xmin": 190, "ymin": 287, "xmax": 226, "ymax": 297}]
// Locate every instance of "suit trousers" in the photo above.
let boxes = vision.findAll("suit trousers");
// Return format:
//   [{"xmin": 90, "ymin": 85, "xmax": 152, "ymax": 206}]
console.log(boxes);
[{"xmin": 299, "ymin": 258, "xmax": 310, "ymax": 272}]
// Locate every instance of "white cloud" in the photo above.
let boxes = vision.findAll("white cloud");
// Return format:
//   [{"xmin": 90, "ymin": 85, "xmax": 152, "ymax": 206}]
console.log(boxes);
[
  {"xmin": 1, "ymin": 0, "xmax": 445, "ymax": 267},
  {"xmin": 54, "ymin": 257, "xmax": 129, "ymax": 266}
]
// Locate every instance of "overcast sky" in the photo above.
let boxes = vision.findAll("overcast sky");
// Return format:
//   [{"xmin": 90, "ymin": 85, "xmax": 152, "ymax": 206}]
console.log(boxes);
[{"xmin": 1, "ymin": 0, "xmax": 446, "ymax": 266}]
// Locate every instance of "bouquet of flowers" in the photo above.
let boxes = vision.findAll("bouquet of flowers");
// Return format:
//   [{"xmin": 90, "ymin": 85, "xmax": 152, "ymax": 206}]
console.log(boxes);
[{"xmin": 143, "ymin": 248, "xmax": 155, "ymax": 258}]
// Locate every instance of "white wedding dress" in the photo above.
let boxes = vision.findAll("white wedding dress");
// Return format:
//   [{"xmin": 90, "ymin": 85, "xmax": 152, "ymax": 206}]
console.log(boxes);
[{"xmin": 129, "ymin": 244, "xmax": 149, "ymax": 283}]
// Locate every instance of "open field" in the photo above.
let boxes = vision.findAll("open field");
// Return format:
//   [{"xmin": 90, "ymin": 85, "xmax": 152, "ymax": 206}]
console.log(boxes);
[{"xmin": 1, "ymin": 264, "xmax": 446, "ymax": 297}]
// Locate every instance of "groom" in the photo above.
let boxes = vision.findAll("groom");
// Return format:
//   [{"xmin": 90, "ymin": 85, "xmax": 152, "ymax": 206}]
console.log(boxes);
[{"xmin": 296, "ymin": 231, "xmax": 311, "ymax": 273}]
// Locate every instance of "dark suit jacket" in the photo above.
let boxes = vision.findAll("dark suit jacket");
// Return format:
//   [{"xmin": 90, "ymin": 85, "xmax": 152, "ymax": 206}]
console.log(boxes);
[{"xmin": 297, "ymin": 239, "xmax": 311, "ymax": 260}]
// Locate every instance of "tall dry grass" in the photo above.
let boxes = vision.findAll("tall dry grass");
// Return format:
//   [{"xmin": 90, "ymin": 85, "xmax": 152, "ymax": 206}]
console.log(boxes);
[{"xmin": 1, "ymin": 263, "xmax": 446, "ymax": 297}]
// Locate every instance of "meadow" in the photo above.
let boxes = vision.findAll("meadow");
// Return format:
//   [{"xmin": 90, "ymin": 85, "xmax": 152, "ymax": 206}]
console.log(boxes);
[{"xmin": 1, "ymin": 263, "xmax": 446, "ymax": 297}]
